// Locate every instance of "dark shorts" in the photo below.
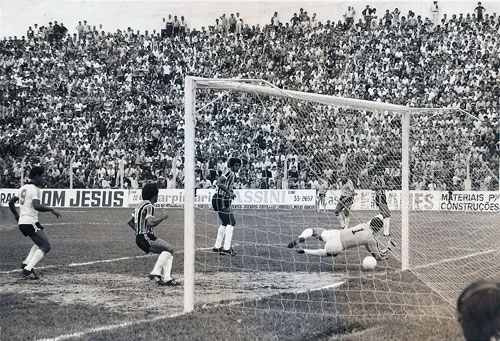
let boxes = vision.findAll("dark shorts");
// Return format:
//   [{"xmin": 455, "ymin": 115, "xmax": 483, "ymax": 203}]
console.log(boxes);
[
  {"xmin": 375, "ymin": 193, "xmax": 388, "ymax": 206},
  {"xmin": 19, "ymin": 222, "xmax": 44, "ymax": 237},
  {"xmin": 136, "ymin": 233, "xmax": 157, "ymax": 253},
  {"xmin": 212, "ymin": 194, "xmax": 231, "ymax": 212},
  {"xmin": 335, "ymin": 196, "xmax": 354, "ymax": 215}
]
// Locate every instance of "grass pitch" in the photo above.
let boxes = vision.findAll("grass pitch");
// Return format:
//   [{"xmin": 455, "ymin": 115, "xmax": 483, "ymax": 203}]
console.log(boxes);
[{"xmin": 0, "ymin": 206, "xmax": 482, "ymax": 340}]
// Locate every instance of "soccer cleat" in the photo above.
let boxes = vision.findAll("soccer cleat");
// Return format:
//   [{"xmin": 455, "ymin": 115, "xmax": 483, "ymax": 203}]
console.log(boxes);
[
  {"xmin": 297, "ymin": 248, "xmax": 305, "ymax": 254},
  {"xmin": 22, "ymin": 269, "xmax": 39, "ymax": 280},
  {"xmin": 287, "ymin": 237, "xmax": 305, "ymax": 249},
  {"xmin": 158, "ymin": 278, "xmax": 180, "ymax": 286},
  {"xmin": 220, "ymin": 248, "xmax": 237, "ymax": 256},
  {"xmin": 148, "ymin": 274, "xmax": 162, "ymax": 281},
  {"xmin": 212, "ymin": 247, "xmax": 222, "ymax": 253}
]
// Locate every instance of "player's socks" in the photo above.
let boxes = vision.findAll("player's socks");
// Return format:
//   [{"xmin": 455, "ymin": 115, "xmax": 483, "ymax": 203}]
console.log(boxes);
[
  {"xmin": 383, "ymin": 218, "xmax": 391, "ymax": 236},
  {"xmin": 298, "ymin": 228, "xmax": 313, "ymax": 240},
  {"xmin": 23, "ymin": 245, "xmax": 39, "ymax": 267},
  {"xmin": 337, "ymin": 215, "xmax": 346, "ymax": 229},
  {"xmin": 302, "ymin": 248, "xmax": 327, "ymax": 257},
  {"xmin": 345, "ymin": 217, "xmax": 350, "ymax": 229},
  {"xmin": 161, "ymin": 252, "xmax": 173, "ymax": 281},
  {"xmin": 25, "ymin": 249, "xmax": 45, "ymax": 271},
  {"xmin": 214, "ymin": 225, "xmax": 226, "ymax": 249},
  {"xmin": 223, "ymin": 225, "xmax": 234, "ymax": 251},
  {"xmin": 151, "ymin": 251, "xmax": 169, "ymax": 278}
]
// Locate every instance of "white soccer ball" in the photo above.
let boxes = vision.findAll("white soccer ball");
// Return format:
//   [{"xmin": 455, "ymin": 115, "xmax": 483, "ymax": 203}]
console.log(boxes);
[{"xmin": 362, "ymin": 256, "xmax": 377, "ymax": 270}]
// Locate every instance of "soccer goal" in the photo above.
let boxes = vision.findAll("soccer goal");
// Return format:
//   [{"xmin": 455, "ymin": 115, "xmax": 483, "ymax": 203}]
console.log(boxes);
[{"xmin": 183, "ymin": 76, "xmax": 500, "ymax": 324}]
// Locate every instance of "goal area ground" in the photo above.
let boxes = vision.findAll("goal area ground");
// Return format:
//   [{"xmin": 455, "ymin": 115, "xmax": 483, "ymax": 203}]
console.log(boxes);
[{"xmin": 0, "ymin": 207, "xmax": 497, "ymax": 340}]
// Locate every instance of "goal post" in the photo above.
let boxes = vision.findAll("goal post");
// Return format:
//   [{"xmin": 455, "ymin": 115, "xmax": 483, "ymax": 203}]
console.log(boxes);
[
  {"xmin": 184, "ymin": 76, "xmax": 196, "ymax": 313},
  {"xmin": 183, "ymin": 76, "xmax": 498, "ymax": 319}
]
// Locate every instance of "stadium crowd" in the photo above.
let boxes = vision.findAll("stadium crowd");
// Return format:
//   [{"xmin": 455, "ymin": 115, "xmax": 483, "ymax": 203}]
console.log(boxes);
[{"xmin": 0, "ymin": 4, "xmax": 499, "ymax": 191}]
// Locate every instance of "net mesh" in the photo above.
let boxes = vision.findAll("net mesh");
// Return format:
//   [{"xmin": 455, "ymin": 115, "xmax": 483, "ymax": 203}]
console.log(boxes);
[{"xmin": 188, "ymin": 79, "xmax": 499, "ymax": 321}]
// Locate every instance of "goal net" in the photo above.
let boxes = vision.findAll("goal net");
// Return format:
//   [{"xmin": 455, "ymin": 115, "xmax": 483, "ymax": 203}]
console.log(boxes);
[{"xmin": 183, "ymin": 77, "xmax": 500, "ymax": 324}]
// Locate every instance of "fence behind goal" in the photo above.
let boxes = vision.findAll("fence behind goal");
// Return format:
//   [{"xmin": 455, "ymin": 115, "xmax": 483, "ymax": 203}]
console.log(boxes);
[{"xmin": 183, "ymin": 76, "xmax": 500, "ymax": 322}]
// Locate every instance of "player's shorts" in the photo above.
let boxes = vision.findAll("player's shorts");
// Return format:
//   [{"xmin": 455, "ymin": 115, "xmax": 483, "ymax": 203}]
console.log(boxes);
[
  {"xmin": 19, "ymin": 222, "xmax": 44, "ymax": 237},
  {"xmin": 335, "ymin": 195, "xmax": 354, "ymax": 215},
  {"xmin": 136, "ymin": 233, "xmax": 158, "ymax": 253},
  {"xmin": 211, "ymin": 194, "xmax": 231, "ymax": 212},
  {"xmin": 321, "ymin": 229, "xmax": 343, "ymax": 256},
  {"xmin": 375, "ymin": 193, "xmax": 388, "ymax": 206}
]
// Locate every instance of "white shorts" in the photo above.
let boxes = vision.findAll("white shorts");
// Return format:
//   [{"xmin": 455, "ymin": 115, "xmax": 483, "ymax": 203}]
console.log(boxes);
[{"xmin": 321, "ymin": 229, "xmax": 343, "ymax": 255}]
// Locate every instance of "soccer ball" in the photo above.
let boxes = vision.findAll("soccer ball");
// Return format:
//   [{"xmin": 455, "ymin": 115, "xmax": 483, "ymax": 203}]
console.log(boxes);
[{"xmin": 362, "ymin": 256, "xmax": 377, "ymax": 270}]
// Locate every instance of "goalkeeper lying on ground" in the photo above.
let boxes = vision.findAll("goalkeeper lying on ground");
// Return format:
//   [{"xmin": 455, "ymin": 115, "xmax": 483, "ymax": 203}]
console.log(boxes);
[{"xmin": 288, "ymin": 215, "xmax": 395, "ymax": 260}]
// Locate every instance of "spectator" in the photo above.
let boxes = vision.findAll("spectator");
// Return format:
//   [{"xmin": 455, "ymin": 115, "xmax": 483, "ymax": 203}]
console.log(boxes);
[
  {"xmin": 430, "ymin": 1, "xmax": 440, "ymax": 26},
  {"xmin": 1, "ymin": 7, "xmax": 498, "ymax": 191},
  {"xmin": 165, "ymin": 14, "xmax": 174, "ymax": 37},
  {"xmin": 343, "ymin": 6, "xmax": 356, "ymax": 29},
  {"xmin": 457, "ymin": 279, "xmax": 500, "ymax": 341},
  {"xmin": 362, "ymin": 5, "xmax": 373, "ymax": 28},
  {"xmin": 474, "ymin": 2, "xmax": 486, "ymax": 22}
]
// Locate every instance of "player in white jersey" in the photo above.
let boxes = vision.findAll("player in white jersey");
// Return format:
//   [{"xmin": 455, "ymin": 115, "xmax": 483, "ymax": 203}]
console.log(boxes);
[
  {"xmin": 8, "ymin": 166, "xmax": 61, "ymax": 280},
  {"xmin": 315, "ymin": 178, "xmax": 328, "ymax": 213},
  {"xmin": 211, "ymin": 157, "xmax": 241, "ymax": 256},
  {"xmin": 127, "ymin": 183, "xmax": 179, "ymax": 286},
  {"xmin": 287, "ymin": 215, "xmax": 395, "ymax": 259},
  {"xmin": 335, "ymin": 173, "xmax": 355, "ymax": 229}
]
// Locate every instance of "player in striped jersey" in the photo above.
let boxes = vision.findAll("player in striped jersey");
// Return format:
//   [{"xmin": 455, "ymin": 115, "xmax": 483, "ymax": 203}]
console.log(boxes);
[
  {"xmin": 372, "ymin": 168, "xmax": 391, "ymax": 236},
  {"xmin": 211, "ymin": 157, "xmax": 241, "ymax": 256},
  {"xmin": 127, "ymin": 183, "xmax": 179, "ymax": 286},
  {"xmin": 287, "ymin": 215, "xmax": 395, "ymax": 259},
  {"xmin": 335, "ymin": 173, "xmax": 355, "ymax": 229},
  {"xmin": 8, "ymin": 166, "xmax": 62, "ymax": 280}
]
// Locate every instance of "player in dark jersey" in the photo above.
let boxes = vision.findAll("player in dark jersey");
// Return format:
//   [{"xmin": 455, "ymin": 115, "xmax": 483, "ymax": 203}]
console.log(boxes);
[
  {"xmin": 372, "ymin": 167, "xmax": 391, "ymax": 236},
  {"xmin": 127, "ymin": 183, "xmax": 179, "ymax": 286},
  {"xmin": 211, "ymin": 157, "xmax": 241, "ymax": 256},
  {"xmin": 9, "ymin": 166, "xmax": 61, "ymax": 280}
]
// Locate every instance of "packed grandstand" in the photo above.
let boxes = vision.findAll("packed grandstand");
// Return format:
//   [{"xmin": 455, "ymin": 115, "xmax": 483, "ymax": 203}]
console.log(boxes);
[{"xmin": 0, "ymin": 6, "xmax": 498, "ymax": 191}]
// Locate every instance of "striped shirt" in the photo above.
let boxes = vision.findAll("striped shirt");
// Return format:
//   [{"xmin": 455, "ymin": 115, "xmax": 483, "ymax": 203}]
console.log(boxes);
[
  {"xmin": 217, "ymin": 169, "xmax": 236, "ymax": 199},
  {"xmin": 133, "ymin": 200, "xmax": 155, "ymax": 235},
  {"xmin": 372, "ymin": 175, "xmax": 386, "ymax": 196}
]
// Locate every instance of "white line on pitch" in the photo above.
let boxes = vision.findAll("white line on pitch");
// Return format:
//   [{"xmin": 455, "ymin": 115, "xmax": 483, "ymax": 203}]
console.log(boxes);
[
  {"xmin": 412, "ymin": 249, "xmax": 497, "ymax": 270},
  {"xmin": 36, "ymin": 280, "xmax": 346, "ymax": 341},
  {"xmin": 0, "ymin": 246, "xmax": 214, "ymax": 274},
  {"xmin": 36, "ymin": 312, "xmax": 186, "ymax": 341},
  {"xmin": 43, "ymin": 222, "xmax": 118, "ymax": 226}
]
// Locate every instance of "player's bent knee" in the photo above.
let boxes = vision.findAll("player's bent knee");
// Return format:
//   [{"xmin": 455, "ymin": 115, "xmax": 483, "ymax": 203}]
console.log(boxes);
[{"xmin": 42, "ymin": 244, "xmax": 51, "ymax": 254}]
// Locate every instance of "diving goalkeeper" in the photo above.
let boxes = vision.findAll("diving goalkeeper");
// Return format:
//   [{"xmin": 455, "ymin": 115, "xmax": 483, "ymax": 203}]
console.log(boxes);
[{"xmin": 287, "ymin": 215, "xmax": 395, "ymax": 260}]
